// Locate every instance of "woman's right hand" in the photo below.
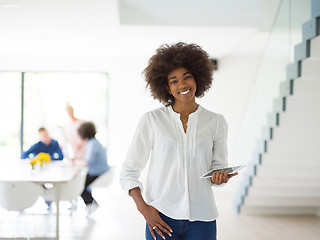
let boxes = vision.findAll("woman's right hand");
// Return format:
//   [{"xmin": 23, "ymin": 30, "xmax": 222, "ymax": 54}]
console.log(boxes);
[
  {"xmin": 139, "ymin": 204, "xmax": 173, "ymax": 239},
  {"xmin": 129, "ymin": 187, "xmax": 172, "ymax": 239}
]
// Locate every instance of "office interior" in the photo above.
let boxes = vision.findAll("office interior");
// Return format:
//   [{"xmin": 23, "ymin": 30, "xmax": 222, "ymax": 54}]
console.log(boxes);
[{"xmin": 0, "ymin": 0, "xmax": 320, "ymax": 239}]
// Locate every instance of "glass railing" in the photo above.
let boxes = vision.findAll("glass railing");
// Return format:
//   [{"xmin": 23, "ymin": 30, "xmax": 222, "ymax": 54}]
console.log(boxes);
[{"xmin": 233, "ymin": 0, "xmax": 312, "ymax": 182}]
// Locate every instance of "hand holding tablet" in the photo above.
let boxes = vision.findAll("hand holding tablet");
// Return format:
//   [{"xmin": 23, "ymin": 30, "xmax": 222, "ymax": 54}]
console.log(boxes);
[{"xmin": 200, "ymin": 165, "xmax": 245, "ymax": 178}]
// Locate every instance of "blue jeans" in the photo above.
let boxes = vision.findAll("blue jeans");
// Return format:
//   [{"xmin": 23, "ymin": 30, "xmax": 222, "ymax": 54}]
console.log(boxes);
[{"xmin": 145, "ymin": 212, "xmax": 217, "ymax": 240}]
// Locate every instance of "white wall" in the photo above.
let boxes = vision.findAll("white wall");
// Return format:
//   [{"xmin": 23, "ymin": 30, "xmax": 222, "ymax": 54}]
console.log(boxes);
[
  {"xmin": 0, "ymin": 0, "xmax": 285, "ymax": 193},
  {"xmin": 0, "ymin": 34, "xmax": 273, "ymax": 193}
]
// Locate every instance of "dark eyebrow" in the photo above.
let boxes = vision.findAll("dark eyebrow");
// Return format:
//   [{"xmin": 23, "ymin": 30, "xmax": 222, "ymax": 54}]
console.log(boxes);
[{"xmin": 168, "ymin": 72, "xmax": 191, "ymax": 81}]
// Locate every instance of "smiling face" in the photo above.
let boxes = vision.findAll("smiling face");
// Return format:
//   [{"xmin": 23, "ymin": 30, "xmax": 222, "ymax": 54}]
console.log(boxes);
[{"xmin": 167, "ymin": 67, "xmax": 197, "ymax": 105}]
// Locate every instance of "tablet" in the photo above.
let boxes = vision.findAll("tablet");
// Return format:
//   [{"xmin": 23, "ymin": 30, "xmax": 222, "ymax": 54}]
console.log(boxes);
[{"xmin": 200, "ymin": 165, "xmax": 245, "ymax": 178}]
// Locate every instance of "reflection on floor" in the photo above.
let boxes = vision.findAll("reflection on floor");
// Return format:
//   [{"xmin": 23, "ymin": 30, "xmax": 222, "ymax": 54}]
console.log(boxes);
[{"xmin": 0, "ymin": 181, "xmax": 320, "ymax": 240}]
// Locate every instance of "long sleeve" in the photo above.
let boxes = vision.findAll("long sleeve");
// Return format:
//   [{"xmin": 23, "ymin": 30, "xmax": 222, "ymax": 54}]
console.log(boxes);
[
  {"xmin": 51, "ymin": 140, "xmax": 64, "ymax": 160},
  {"xmin": 21, "ymin": 143, "xmax": 38, "ymax": 159},
  {"xmin": 120, "ymin": 106, "xmax": 228, "ymax": 221},
  {"xmin": 21, "ymin": 140, "xmax": 64, "ymax": 160},
  {"xmin": 211, "ymin": 114, "xmax": 228, "ymax": 170},
  {"xmin": 120, "ymin": 113, "xmax": 154, "ymax": 195},
  {"xmin": 84, "ymin": 138, "xmax": 109, "ymax": 176}
]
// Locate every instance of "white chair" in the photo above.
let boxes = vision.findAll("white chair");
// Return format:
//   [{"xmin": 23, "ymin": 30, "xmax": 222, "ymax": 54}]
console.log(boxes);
[
  {"xmin": 41, "ymin": 167, "xmax": 88, "ymax": 211},
  {"xmin": 0, "ymin": 181, "xmax": 42, "ymax": 212},
  {"xmin": 89, "ymin": 167, "xmax": 114, "ymax": 206},
  {"xmin": 90, "ymin": 166, "xmax": 115, "ymax": 189}
]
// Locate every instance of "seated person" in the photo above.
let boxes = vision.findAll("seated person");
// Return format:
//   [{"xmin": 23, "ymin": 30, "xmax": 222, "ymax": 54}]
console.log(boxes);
[
  {"xmin": 21, "ymin": 127, "xmax": 64, "ymax": 160},
  {"xmin": 21, "ymin": 127, "xmax": 64, "ymax": 212},
  {"xmin": 76, "ymin": 121, "xmax": 109, "ymax": 215}
]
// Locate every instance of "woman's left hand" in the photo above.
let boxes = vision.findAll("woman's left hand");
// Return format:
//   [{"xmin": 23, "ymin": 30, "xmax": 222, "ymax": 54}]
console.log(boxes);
[{"xmin": 211, "ymin": 170, "xmax": 238, "ymax": 184}]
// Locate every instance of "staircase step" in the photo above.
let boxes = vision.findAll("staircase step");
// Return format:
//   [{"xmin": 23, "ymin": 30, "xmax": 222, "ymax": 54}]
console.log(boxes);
[
  {"xmin": 261, "ymin": 125, "xmax": 274, "ymax": 141},
  {"xmin": 287, "ymin": 95, "xmax": 320, "ymax": 105},
  {"xmin": 271, "ymin": 95, "xmax": 320, "ymax": 113},
  {"xmin": 293, "ymin": 77, "xmax": 320, "ymax": 96},
  {"xmin": 266, "ymin": 98, "xmax": 320, "ymax": 137},
  {"xmin": 272, "ymin": 126, "xmax": 320, "ymax": 143},
  {"xmin": 286, "ymin": 62, "xmax": 300, "ymax": 79},
  {"xmin": 301, "ymin": 57, "xmax": 320, "ymax": 76},
  {"xmin": 311, "ymin": 0, "xmax": 320, "ymax": 20},
  {"xmin": 261, "ymin": 154, "xmax": 320, "ymax": 166},
  {"xmin": 279, "ymin": 79, "xmax": 293, "ymax": 97},
  {"xmin": 252, "ymin": 176, "xmax": 320, "ymax": 188},
  {"xmin": 256, "ymin": 164, "xmax": 320, "ymax": 177},
  {"xmin": 275, "ymin": 96, "xmax": 320, "ymax": 120},
  {"xmin": 238, "ymin": 9, "xmax": 320, "ymax": 215},
  {"xmin": 267, "ymin": 115, "xmax": 320, "ymax": 153},
  {"xmin": 302, "ymin": 16, "xmax": 320, "ymax": 41},
  {"xmin": 272, "ymin": 96, "xmax": 286, "ymax": 112},
  {"xmin": 279, "ymin": 97, "xmax": 320, "ymax": 125},
  {"xmin": 240, "ymin": 206, "xmax": 319, "ymax": 215},
  {"xmin": 255, "ymin": 165, "xmax": 320, "ymax": 178},
  {"xmin": 275, "ymin": 107, "xmax": 320, "ymax": 130},
  {"xmin": 244, "ymin": 195, "xmax": 320, "ymax": 207},
  {"xmin": 310, "ymin": 35, "xmax": 320, "ymax": 57},
  {"xmin": 266, "ymin": 137, "xmax": 320, "ymax": 156},
  {"xmin": 266, "ymin": 112, "xmax": 279, "ymax": 127},
  {"xmin": 294, "ymin": 41, "xmax": 309, "ymax": 61},
  {"xmin": 248, "ymin": 186, "xmax": 320, "ymax": 198}
]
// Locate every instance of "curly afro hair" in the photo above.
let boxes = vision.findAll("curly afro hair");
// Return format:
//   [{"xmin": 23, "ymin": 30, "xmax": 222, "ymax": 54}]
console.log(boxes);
[{"xmin": 144, "ymin": 42, "xmax": 215, "ymax": 106}]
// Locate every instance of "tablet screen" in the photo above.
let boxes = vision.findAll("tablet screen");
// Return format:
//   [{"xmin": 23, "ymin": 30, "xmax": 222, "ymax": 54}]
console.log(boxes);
[{"xmin": 200, "ymin": 165, "xmax": 245, "ymax": 178}]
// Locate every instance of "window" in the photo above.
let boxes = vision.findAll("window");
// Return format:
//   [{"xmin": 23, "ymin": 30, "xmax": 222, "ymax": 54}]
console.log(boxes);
[
  {"xmin": 0, "ymin": 73, "xmax": 22, "ymax": 160},
  {"xmin": 0, "ymin": 72, "xmax": 109, "ymax": 162}
]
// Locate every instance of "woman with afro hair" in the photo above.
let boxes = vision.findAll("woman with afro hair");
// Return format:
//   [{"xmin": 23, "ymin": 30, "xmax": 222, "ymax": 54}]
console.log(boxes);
[{"xmin": 120, "ymin": 42, "xmax": 237, "ymax": 240}]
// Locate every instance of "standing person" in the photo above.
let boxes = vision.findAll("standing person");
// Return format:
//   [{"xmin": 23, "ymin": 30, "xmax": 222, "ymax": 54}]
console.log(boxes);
[
  {"xmin": 63, "ymin": 103, "xmax": 86, "ymax": 160},
  {"xmin": 21, "ymin": 127, "xmax": 63, "ymax": 161},
  {"xmin": 77, "ymin": 121, "xmax": 110, "ymax": 214},
  {"xmin": 120, "ymin": 42, "xmax": 238, "ymax": 240}
]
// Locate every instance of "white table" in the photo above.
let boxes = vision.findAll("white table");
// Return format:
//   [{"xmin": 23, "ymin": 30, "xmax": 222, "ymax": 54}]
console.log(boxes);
[{"xmin": 0, "ymin": 161, "xmax": 81, "ymax": 240}]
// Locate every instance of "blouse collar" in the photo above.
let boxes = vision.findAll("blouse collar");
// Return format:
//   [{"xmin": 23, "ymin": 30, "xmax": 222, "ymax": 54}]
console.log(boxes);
[{"xmin": 168, "ymin": 104, "xmax": 202, "ymax": 118}]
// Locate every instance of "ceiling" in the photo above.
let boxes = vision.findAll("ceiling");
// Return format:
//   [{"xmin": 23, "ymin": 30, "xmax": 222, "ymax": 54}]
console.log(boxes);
[
  {"xmin": 0, "ymin": 0, "xmax": 280, "ymax": 59},
  {"xmin": 118, "ymin": 0, "xmax": 261, "ymax": 27}
]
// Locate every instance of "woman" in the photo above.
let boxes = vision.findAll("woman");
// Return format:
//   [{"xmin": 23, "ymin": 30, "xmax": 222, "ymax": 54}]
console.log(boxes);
[
  {"xmin": 77, "ymin": 121, "xmax": 109, "ymax": 214},
  {"xmin": 120, "ymin": 42, "xmax": 237, "ymax": 240}
]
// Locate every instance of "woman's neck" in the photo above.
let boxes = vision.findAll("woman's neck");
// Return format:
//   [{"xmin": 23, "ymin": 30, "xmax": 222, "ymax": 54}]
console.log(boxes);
[{"xmin": 172, "ymin": 101, "xmax": 198, "ymax": 117}]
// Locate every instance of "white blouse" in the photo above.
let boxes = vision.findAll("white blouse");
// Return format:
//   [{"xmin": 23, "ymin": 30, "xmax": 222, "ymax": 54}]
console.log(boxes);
[{"xmin": 120, "ymin": 105, "xmax": 228, "ymax": 222}]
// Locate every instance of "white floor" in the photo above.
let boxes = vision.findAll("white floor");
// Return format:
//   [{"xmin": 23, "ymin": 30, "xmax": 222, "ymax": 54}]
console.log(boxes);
[{"xmin": 1, "ymin": 180, "xmax": 320, "ymax": 240}]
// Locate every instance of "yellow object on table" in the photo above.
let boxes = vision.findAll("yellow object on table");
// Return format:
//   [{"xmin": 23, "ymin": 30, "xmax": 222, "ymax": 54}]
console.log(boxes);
[
  {"xmin": 28, "ymin": 158, "xmax": 38, "ymax": 170},
  {"xmin": 28, "ymin": 152, "xmax": 51, "ymax": 169}
]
